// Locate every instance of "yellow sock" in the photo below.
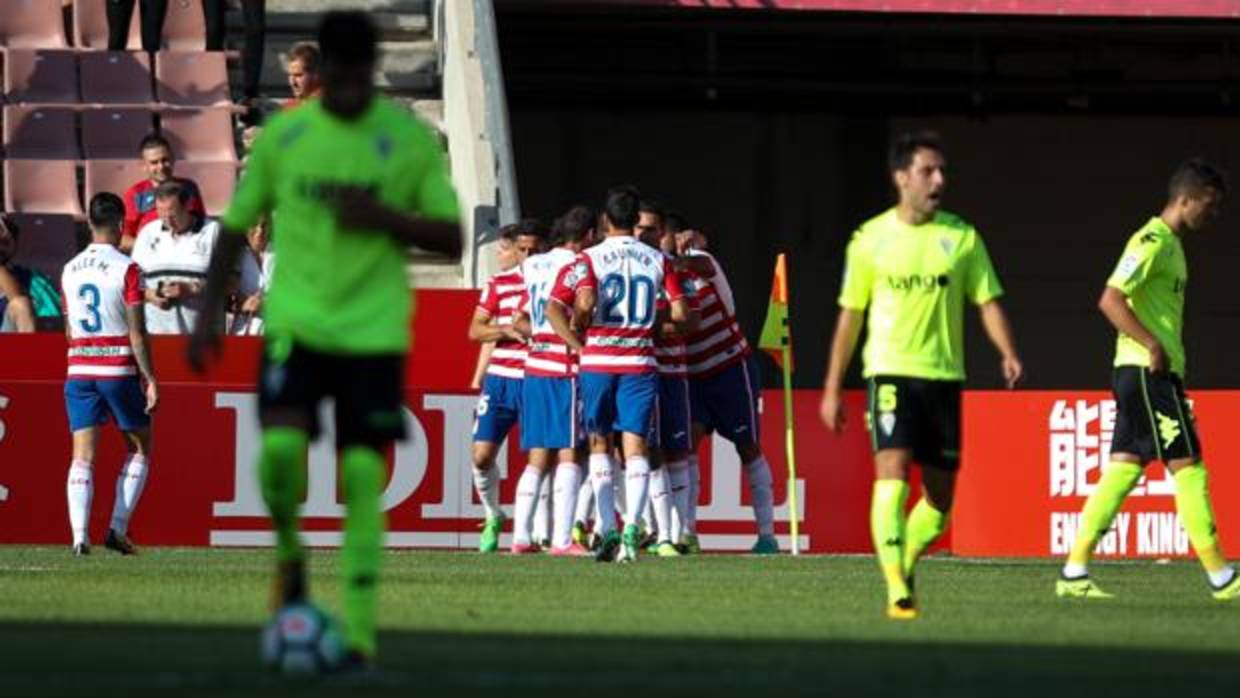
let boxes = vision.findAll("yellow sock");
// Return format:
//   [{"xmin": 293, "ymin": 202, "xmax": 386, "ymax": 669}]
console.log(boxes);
[
  {"xmin": 1067, "ymin": 462, "xmax": 1142, "ymax": 568},
  {"xmin": 871, "ymin": 479, "xmax": 910, "ymax": 603},
  {"xmin": 1174, "ymin": 464, "xmax": 1229, "ymax": 574},
  {"xmin": 903, "ymin": 498, "xmax": 948, "ymax": 575}
]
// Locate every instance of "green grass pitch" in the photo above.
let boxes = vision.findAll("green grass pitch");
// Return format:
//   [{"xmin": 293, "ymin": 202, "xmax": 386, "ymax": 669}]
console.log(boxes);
[{"xmin": 1, "ymin": 547, "xmax": 1238, "ymax": 697}]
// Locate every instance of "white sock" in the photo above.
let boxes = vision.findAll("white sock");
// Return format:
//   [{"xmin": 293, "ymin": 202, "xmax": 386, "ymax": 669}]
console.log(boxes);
[
  {"xmin": 67, "ymin": 460, "xmax": 94, "ymax": 546},
  {"xmin": 613, "ymin": 463, "xmax": 627, "ymax": 518},
  {"xmin": 1209, "ymin": 566, "xmax": 1237, "ymax": 589},
  {"xmin": 745, "ymin": 456, "xmax": 775, "ymax": 537},
  {"xmin": 624, "ymin": 456, "xmax": 652, "ymax": 528},
  {"xmin": 552, "ymin": 462, "xmax": 582, "ymax": 548},
  {"xmin": 649, "ymin": 468, "xmax": 673, "ymax": 544},
  {"xmin": 1062, "ymin": 562, "xmax": 1088, "ymax": 579},
  {"xmin": 589, "ymin": 454, "xmax": 616, "ymax": 535},
  {"xmin": 533, "ymin": 473, "xmax": 552, "ymax": 543},
  {"xmin": 686, "ymin": 454, "xmax": 700, "ymax": 535},
  {"xmin": 513, "ymin": 465, "xmax": 543, "ymax": 546},
  {"xmin": 109, "ymin": 454, "xmax": 149, "ymax": 536},
  {"xmin": 472, "ymin": 465, "xmax": 502, "ymax": 520},
  {"xmin": 667, "ymin": 459, "xmax": 690, "ymax": 543},
  {"xmin": 574, "ymin": 478, "xmax": 594, "ymax": 527}
]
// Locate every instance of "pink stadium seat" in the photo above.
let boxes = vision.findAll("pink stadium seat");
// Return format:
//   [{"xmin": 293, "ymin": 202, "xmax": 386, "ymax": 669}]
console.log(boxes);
[
  {"xmin": 8, "ymin": 213, "xmax": 79, "ymax": 278},
  {"xmin": 175, "ymin": 160, "xmax": 236, "ymax": 216},
  {"xmin": 0, "ymin": 0, "xmax": 69, "ymax": 48},
  {"xmin": 3, "ymin": 105, "xmax": 79, "ymax": 158},
  {"xmin": 162, "ymin": 0, "xmax": 206, "ymax": 51},
  {"xmin": 84, "ymin": 158, "xmax": 148, "ymax": 206},
  {"xmin": 160, "ymin": 107, "xmax": 236, "ymax": 162},
  {"xmin": 3, "ymin": 159, "xmax": 84, "ymax": 217},
  {"xmin": 81, "ymin": 108, "xmax": 155, "ymax": 159},
  {"xmin": 74, "ymin": 0, "xmax": 141, "ymax": 50},
  {"xmin": 2, "ymin": 49, "xmax": 78, "ymax": 104},
  {"xmin": 80, "ymin": 51, "xmax": 154, "ymax": 106},
  {"xmin": 155, "ymin": 51, "xmax": 230, "ymax": 107}
]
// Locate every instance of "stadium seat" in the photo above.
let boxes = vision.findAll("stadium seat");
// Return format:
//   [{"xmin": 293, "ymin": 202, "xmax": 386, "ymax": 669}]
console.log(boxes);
[
  {"xmin": 81, "ymin": 108, "xmax": 154, "ymax": 159},
  {"xmin": 3, "ymin": 159, "xmax": 84, "ymax": 217},
  {"xmin": 2, "ymin": 49, "xmax": 79, "ymax": 104},
  {"xmin": 175, "ymin": 161, "xmax": 236, "ymax": 216},
  {"xmin": 84, "ymin": 158, "xmax": 147, "ymax": 206},
  {"xmin": 162, "ymin": 0, "xmax": 207, "ymax": 51},
  {"xmin": 160, "ymin": 107, "xmax": 236, "ymax": 162},
  {"xmin": 7, "ymin": 213, "xmax": 79, "ymax": 278},
  {"xmin": 155, "ymin": 51, "xmax": 230, "ymax": 107},
  {"xmin": 0, "ymin": 0, "xmax": 69, "ymax": 48},
  {"xmin": 80, "ymin": 52, "xmax": 155, "ymax": 106},
  {"xmin": 74, "ymin": 0, "xmax": 142, "ymax": 50},
  {"xmin": 2, "ymin": 105, "xmax": 79, "ymax": 159}
]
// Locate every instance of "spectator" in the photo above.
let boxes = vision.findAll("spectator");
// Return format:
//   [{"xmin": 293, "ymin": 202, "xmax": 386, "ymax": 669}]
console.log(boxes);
[
  {"xmin": 107, "ymin": 0, "xmax": 167, "ymax": 52},
  {"xmin": 121, "ymin": 134, "xmax": 206, "ymax": 254},
  {"xmin": 204, "ymin": 0, "xmax": 266, "ymax": 104},
  {"xmin": 130, "ymin": 181, "xmax": 222, "ymax": 335},
  {"xmin": 229, "ymin": 216, "xmax": 273, "ymax": 335},
  {"xmin": 284, "ymin": 42, "xmax": 322, "ymax": 108},
  {"xmin": 0, "ymin": 214, "xmax": 62, "ymax": 331}
]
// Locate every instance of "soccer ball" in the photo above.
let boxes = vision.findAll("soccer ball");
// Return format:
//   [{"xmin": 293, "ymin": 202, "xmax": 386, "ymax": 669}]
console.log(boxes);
[{"xmin": 261, "ymin": 602, "xmax": 346, "ymax": 675}]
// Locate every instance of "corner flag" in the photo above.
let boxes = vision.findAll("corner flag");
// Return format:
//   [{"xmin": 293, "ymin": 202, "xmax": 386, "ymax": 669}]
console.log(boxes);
[{"xmin": 758, "ymin": 254, "xmax": 801, "ymax": 554}]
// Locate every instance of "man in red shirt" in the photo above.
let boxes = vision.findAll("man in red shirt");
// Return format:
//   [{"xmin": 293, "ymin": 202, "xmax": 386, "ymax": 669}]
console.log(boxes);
[{"xmin": 120, "ymin": 134, "xmax": 205, "ymax": 255}]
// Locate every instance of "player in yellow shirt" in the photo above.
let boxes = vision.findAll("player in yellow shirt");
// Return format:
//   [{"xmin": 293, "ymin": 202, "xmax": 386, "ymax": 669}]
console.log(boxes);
[
  {"xmin": 1057, "ymin": 159, "xmax": 1240, "ymax": 601},
  {"xmin": 820, "ymin": 131, "xmax": 1023, "ymax": 620},
  {"xmin": 188, "ymin": 12, "xmax": 461, "ymax": 668}
]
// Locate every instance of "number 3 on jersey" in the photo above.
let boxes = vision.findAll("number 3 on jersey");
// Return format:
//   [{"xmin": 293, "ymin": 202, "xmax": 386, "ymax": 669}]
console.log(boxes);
[
  {"xmin": 78, "ymin": 283, "xmax": 102, "ymax": 333},
  {"xmin": 600, "ymin": 273, "xmax": 655, "ymax": 325}
]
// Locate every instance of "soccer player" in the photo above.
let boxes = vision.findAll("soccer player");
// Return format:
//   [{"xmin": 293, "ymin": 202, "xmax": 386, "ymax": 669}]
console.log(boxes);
[
  {"xmin": 468, "ymin": 220, "xmax": 544, "ymax": 553},
  {"xmin": 62, "ymin": 193, "xmax": 159, "ymax": 556},
  {"xmin": 820, "ymin": 130, "xmax": 1022, "ymax": 620},
  {"xmin": 188, "ymin": 11, "xmax": 461, "ymax": 667},
  {"xmin": 547, "ymin": 186, "xmax": 688, "ymax": 562},
  {"xmin": 121, "ymin": 134, "xmax": 206, "ymax": 254},
  {"xmin": 1057, "ymin": 159, "xmax": 1240, "ymax": 601},
  {"xmin": 673, "ymin": 218, "xmax": 777, "ymax": 554},
  {"xmin": 512, "ymin": 206, "xmax": 596, "ymax": 556}
]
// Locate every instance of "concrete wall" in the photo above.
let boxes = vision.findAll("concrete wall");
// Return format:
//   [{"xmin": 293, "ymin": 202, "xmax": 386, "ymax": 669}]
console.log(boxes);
[{"xmin": 510, "ymin": 110, "xmax": 1240, "ymax": 389}]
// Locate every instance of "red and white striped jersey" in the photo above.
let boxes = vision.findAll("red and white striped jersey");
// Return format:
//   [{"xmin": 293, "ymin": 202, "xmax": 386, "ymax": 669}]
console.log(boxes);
[
  {"xmin": 684, "ymin": 250, "xmax": 750, "ymax": 377},
  {"xmin": 476, "ymin": 268, "xmax": 527, "ymax": 379},
  {"xmin": 654, "ymin": 252, "xmax": 699, "ymax": 377},
  {"xmin": 551, "ymin": 235, "xmax": 684, "ymax": 374},
  {"xmin": 519, "ymin": 247, "xmax": 579, "ymax": 378},
  {"xmin": 61, "ymin": 243, "xmax": 144, "ymax": 379}
]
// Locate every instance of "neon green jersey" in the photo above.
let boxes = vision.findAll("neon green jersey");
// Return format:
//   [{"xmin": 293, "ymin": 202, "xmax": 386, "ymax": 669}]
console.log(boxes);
[
  {"xmin": 1106, "ymin": 217, "xmax": 1187, "ymax": 377},
  {"xmin": 221, "ymin": 98, "xmax": 459, "ymax": 355},
  {"xmin": 838, "ymin": 208, "xmax": 1004, "ymax": 381}
]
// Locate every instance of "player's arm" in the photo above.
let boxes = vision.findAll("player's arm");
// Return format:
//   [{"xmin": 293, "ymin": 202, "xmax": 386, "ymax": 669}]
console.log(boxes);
[
  {"xmin": 978, "ymin": 300, "xmax": 1023, "ymax": 389},
  {"xmin": 123, "ymin": 264, "xmax": 158, "ymax": 412},
  {"xmin": 468, "ymin": 309, "xmax": 521, "ymax": 343},
  {"xmin": 0, "ymin": 267, "xmax": 35, "ymax": 333},
  {"xmin": 1098, "ymin": 286, "xmax": 1166, "ymax": 372},
  {"xmin": 821, "ymin": 232, "xmax": 871, "ymax": 433},
  {"xmin": 546, "ymin": 299, "xmax": 583, "ymax": 352},
  {"xmin": 469, "ymin": 342, "xmax": 493, "ymax": 390},
  {"xmin": 673, "ymin": 254, "xmax": 716, "ymax": 279},
  {"xmin": 511, "ymin": 312, "xmax": 532, "ymax": 340},
  {"xmin": 332, "ymin": 187, "xmax": 462, "ymax": 257}
]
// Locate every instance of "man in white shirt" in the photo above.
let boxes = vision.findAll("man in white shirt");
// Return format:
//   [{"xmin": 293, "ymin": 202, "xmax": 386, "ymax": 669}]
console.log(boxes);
[{"xmin": 130, "ymin": 181, "xmax": 222, "ymax": 335}]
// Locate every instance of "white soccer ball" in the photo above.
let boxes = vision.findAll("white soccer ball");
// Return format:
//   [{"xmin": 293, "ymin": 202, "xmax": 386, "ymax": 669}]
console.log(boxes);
[{"xmin": 260, "ymin": 602, "xmax": 346, "ymax": 675}]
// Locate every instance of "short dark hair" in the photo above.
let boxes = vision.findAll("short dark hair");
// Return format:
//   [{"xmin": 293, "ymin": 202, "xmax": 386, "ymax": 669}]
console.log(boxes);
[
  {"xmin": 318, "ymin": 11, "xmax": 377, "ymax": 67},
  {"xmin": 514, "ymin": 217, "xmax": 546, "ymax": 240},
  {"xmin": 88, "ymin": 193, "xmax": 126, "ymax": 233},
  {"xmin": 551, "ymin": 205, "xmax": 597, "ymax": 246},
  {"xmin": 154, "ymin": 180, "xmax": 192, "ymax": 204},
  {"xmin": 138, "ymin": 133, "xmax": 172, "ymax": 154},
  {"xmin": 663, "ymin": 210, "xmax": 690, "ymax": 234},
  {"xmin": 288, "ymin": 42, "xmax": 320, "ymax": 72},
  {"xmin": 0, "ymin": 213, "xmax": 19, "ymax": 242},
  {"xmin": 498, "ymin": 223, "xmax": 520, "ymax": 243},
  {"xmin": 603, "ymin": 185, "xmax": 641, "ymax": 230},
  {"xmin": 638, "ymin": 199, "xmax": 665, "ymax": 223},
  {"xmin": 1169, "ymin": 158, "xmax": 1227, "ymax": 200},
  {"xmin": 889, "ymin": 130, "xmax": 944, "ymax": 172}
]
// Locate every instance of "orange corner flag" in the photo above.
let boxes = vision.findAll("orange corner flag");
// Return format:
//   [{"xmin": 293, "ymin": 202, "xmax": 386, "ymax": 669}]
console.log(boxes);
[{"xmin": 758, "ymin": 253, "xmax": 792, "ymax": 371}]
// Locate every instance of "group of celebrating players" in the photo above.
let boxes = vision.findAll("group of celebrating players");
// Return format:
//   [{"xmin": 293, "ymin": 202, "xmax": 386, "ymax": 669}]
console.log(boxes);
[{"xmin": 467, "ymin": 188, "xmax": 777, "ymax": 562}]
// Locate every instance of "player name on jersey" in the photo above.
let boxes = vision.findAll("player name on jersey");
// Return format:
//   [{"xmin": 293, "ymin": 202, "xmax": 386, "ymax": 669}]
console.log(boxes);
[
  {"xmin": 521, "ymin": 248, "xmax": 579, "ymax": 377},
  {"xmin": 477, "ymin": 268, "xmax": 527, "ymax": 379},
  {"xmin": 61, "ymin": 244, "xmax": 144, "ymax": 378}
]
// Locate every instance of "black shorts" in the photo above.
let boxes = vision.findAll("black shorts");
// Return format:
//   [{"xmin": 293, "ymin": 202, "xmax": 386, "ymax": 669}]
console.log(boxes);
[
  {"xmin": 865, "ymin": 376, "xmax": 962, "ymax": 471},
  {"xmin": 1111, "ymin": 366, "xmax": 1201, "ymax": 463},
  {"xmin": 258, "ymin": 339, "xmax": 406, "ymax": 449}
]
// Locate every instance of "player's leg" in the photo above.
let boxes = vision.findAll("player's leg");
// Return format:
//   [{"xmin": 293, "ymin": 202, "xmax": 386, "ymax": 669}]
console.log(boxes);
[
  {"xmin": 513, "ymin": 447, "xmax": 550, "ymax": 553},
  {"xmin": 473, "ymin": 375, "xmax": 514, "ymax": 553},
  {"xmin": 706, "ymin": 359, "xmax": 777, "ymax": 552},
  {"xmin": 615, "ymin": 373, "xmax": 659, "ymax": 563},
  {"xmin": 683, "ymin": 376, "xmax": 713, "ymax": 554},
  {"xmin": 533, "ymin": 471, "xmax": 552, "ymax": 549},
  {"xmin": 867, "ymin": 377, "xmax": 918, "ymax": 618},
  {"xmin": 64, "ymin": 379, "xmax": 107, "ymax": 555},
  {"xmin": 545, "ymin": 377, "xmax": 587, "ymax": 555},
  {"xmin": 99, "ymin": 375, "xmax": 153, "ymax": 555},
  {"xmin": 582, "ymin": 373, "xmax": 621, "ymax": 560},
  {"xmin": 663, "ymin": 375, "xmax": 693, "ymax": 551},
  {"xmin": 573, "ymin": 462, "xmax": 595, "ymax": 545},
  {"xmin": 1058, "ymin": 367, "xmax": 1148, "ymax": 598},
  {"xmin": 902, "ymin": 381, "xmax": 961, "ymax": 580}
]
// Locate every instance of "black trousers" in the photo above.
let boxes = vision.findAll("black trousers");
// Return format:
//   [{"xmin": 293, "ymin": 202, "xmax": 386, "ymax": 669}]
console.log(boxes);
[
  {"xmin": 106, "ymin": 0, "xmax": 167, "ymax": 52},
  {"xmin": 204, "ymin": 0, "xmax": 267, "ymax": 99}
]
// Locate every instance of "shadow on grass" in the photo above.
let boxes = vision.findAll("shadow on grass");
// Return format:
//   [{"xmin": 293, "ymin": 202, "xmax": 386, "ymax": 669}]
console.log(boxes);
[{"xmin": 1, "ymin": 621, "xmax": 1235, "ymax": 697}]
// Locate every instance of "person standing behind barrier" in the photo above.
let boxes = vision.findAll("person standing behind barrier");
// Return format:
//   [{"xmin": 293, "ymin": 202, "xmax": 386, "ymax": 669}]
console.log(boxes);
[{"xmin": 107, "ymin": 0, "xmax": 167, "ymax": 52}]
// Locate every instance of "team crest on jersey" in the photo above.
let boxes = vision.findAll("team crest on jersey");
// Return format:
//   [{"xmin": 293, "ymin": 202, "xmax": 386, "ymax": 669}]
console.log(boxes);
[
  {"xmin": 1115, "ymin": 253, "xmax": 1140, "ymax": 280},
  {"xmin": 375, "ymin": 134, "xmax": 393, "ymax": 160},
  {"xmin": 939, "ymin": 238, "xmax": 955, "ymax": 256},
  {"xmin": 879, "ymin": 412, "xmax": 897, "ymax": 437},
  {"xmin": 562, "ymin": 262, "xmax": 588, "ymax": 287}
]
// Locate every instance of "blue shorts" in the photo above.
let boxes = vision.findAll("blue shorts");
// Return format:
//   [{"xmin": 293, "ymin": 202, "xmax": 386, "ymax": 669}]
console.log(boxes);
[
  {"xmin": 520, "ymin": 375, "xmax": 581, "ymax": 450},
  {"xmin": 656, "ymin": 374, "xmax": 692, "ymax": 452},
  {"xmin": 472, "ymin": 374, "xmax": 522, "ymax": 444},
  {"xmin": 581, "ymin": 372, "xmax": 658, "ymax": 439},
  {"xmin": 64, "ymin": 377, "xmax": 149, "ymax": 433},
  {"xmin": 691, "ymin": 357, "xmax": 760, "ymax": 448}
]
